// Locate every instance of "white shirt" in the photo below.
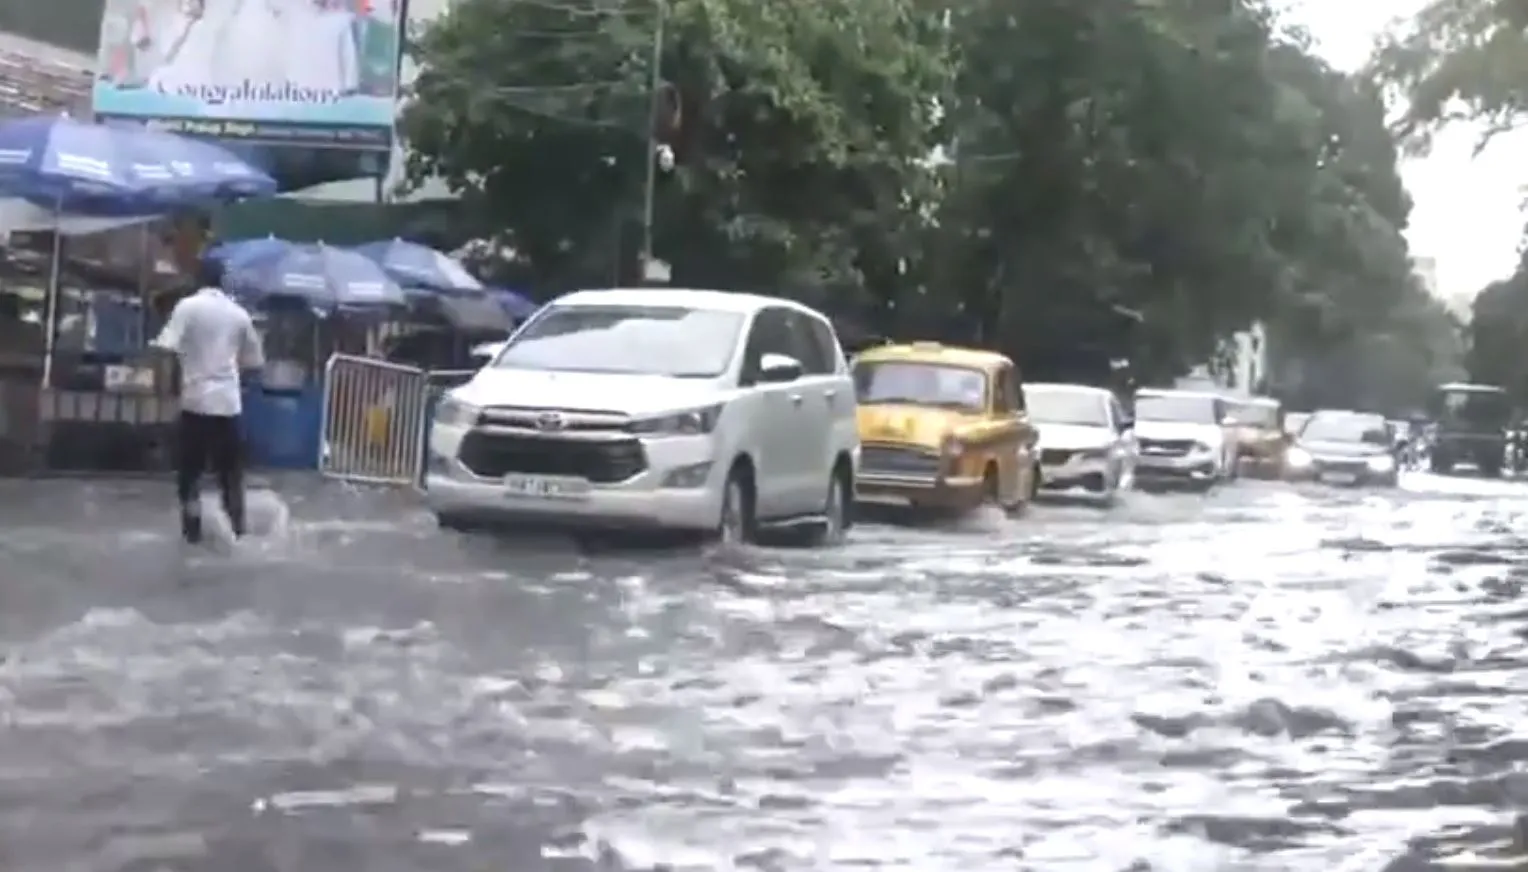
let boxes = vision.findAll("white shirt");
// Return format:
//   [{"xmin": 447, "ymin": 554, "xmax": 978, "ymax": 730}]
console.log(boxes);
[{"xmin": 153, "ymin": 287, "xmax": 265, "ymax": 416}]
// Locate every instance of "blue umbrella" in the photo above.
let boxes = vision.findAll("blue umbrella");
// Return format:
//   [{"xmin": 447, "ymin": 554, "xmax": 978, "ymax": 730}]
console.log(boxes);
[
  {"xmin": 487, "ymin": 286, "xmax": 538, "ymax": 318},
  {"xmin": 226, "ymin": 242, "xmax": 406, "ymax": 309},
  {"xmin": 353, "ymin": 238, "xmax": 483, "ymax": 294},
  {"xmin": 204, "ymin": 235, "xmax": 289, "ymax": 270},
  {"xmin": 0, "ymin": 114, "xmax": 275, "ymax": 214}
]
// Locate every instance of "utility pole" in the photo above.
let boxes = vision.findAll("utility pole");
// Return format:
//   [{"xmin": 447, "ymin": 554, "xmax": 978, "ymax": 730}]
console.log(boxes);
[{"xmin": 638, "ymin": 0, "xmax": 666, "ymax": 282}]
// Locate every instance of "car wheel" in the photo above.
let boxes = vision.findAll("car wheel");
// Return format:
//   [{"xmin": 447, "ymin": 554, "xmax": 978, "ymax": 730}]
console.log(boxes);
[
  {"xmin": 991, "ymin": 462, "xmax": 1029, "ymax": 516},
  {"xmin": 717, "ymin": 464, "xmax": 756, "ymax": 545},
  {"xmin": 982, "ymin": 464, "xmax": 1002, "ymax": 505},
  {"xmin": 436, "ymin": 511, "xmax": 476, "ymax": 532},
  {"xmin": 804, "ymin": 466, "xmax": 849, "ymax": 547},
  {"xmin": 1092, "ymin": 469, "xmax": 1117, "ymax": 505}
]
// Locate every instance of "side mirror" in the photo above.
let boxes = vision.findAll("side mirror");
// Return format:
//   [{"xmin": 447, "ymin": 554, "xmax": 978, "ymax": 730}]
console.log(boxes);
[{"xmin": 758, "ymin": 353, "xmax": 803, "ymax": 383}]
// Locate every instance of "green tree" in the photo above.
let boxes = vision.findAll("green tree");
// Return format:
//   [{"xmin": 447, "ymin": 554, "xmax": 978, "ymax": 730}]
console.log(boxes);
[
  {"xmin": 1370, "ymin": 0, "xmax": 1526, "ymax": 403},
  {"xmin": 400, "ymin": 0, "xmax": 952, "ymax": 294},
  {"xmin": 1370, "ymin": 0, "xmax": 1528, "ymax": 149},
  {"xmin": 1467, "ymin": 265, "xmax": 1528, "ymax": 400},
  {"xmin": 403, "ymin": 0, "xmax": 1456, "ymax": 405}
]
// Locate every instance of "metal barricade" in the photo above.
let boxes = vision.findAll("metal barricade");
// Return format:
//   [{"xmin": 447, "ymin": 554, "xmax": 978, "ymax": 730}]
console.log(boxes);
[{"xmin": 319, "ymin": 354, "xmax": 432, "ymax": 485}]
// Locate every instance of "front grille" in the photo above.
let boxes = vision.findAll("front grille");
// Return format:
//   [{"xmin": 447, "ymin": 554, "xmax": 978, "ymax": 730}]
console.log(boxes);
[
  {"xmin": 1140, "ymin": 438, "xmax": 1195, "ymax": 455},
  {"xmin": 1040, "ymin": 448, "xmax": 1073, "ymax": 465},
  {"xmin": 861, "ymin": 444, "xmax": 941, "ymax": 477},
  {"xmin": 457, "ymin": 431, "xmax": 647, "ymax": 482},
  {"xmin": 478, "ymin": 406, "xmax": 630, "ymax": 431}
]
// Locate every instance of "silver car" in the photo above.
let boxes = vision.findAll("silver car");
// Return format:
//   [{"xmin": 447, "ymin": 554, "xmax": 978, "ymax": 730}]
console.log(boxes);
[{"xmin": 1026, "ymin": 383, "xmax": 1137, "ymax": 502}]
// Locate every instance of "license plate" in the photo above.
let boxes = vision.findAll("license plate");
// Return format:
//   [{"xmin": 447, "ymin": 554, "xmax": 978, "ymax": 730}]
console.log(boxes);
[
  {"xmin": 503, "ymin": 475, "xmax": 589, "ymax": 498},
  {"xmin": 1321, "ymin": 471, "xmax": 1357, "ymax": 484},
  {"xmin": 856, "ymin": 493, "xmax": 911, "ymax": 507}
]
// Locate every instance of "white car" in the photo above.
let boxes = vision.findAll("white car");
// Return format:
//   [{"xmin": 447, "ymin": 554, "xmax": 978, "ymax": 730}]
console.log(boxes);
[
  {"xmin": 1025, "ymin": 382, "xmax": 1136, "ymax": 502},
  {"xmin": 424, "ymin": 288, "xmax": 860, "ymax": 544},
  {"xmin": 1131, "ymin": 388, "xmax": 1239, "ymax": 490}
]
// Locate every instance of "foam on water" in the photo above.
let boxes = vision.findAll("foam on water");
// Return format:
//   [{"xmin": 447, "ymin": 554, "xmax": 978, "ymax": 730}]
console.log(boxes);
[
  {"xmin": 192, "ymin": 488, "xmax": 291, "ymax": 555},
  {"xmin": 10, "ymin": 473, "xmax": 1528, "ymax": 868}
]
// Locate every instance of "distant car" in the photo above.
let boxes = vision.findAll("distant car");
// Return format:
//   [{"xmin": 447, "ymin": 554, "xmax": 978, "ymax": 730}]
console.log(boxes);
[
  {"xmin": 425, "ymin": 288, "xmax": 860, "ymax": 544},
  {"xmin": 1429, "ymin": 382, "xmax": 1509, "ymax": 476},
  {"xmin": 852, "ymin": 342, "xmax": 1037, "ymax": 515},
  {"xmin": 1229, "ymin": 395, "xmax": 1287, "ymax": 478},
  {"xmin": 1284, "ymin": 410, "xmax": 1398, "ymax": 486},
  {"xmin": 1131, "ymin": 388, "xmax": 1238, "ymax": 491},
  {"xmin": 1026, "ymin": 382, "xmax": 1136, "ymax": 503}
]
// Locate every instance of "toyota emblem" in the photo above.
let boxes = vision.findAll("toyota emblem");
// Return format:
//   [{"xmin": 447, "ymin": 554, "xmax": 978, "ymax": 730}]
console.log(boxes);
[{"xmin": 536, "ymin": 412, "xmax": 566, "ymax": 431}]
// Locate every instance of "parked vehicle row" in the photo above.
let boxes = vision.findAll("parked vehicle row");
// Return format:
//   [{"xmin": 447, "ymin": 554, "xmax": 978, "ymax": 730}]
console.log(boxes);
[{"xmin": 420, "ymin": 287, "xmax": 1437, "ymax": 548}]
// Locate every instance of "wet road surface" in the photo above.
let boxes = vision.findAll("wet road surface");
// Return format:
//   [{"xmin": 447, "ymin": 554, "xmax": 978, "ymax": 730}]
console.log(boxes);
[{"xmin": 4, "ymin": 473, "xmax": 1528, "ymax": 870}]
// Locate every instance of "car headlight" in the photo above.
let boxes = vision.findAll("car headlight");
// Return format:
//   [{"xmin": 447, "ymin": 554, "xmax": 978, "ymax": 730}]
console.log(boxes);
[
  {"xmin": 942, "ymin": 433, "xmax": 965, "ymax": 454},
  {"xmin": 1191, "ymin": 442, "xmax": 1213, "ymax": 454},
  {"xmin": 434, "ymin": 395, "xmax": 480, "ymax": 427},
  {"xmin": 1285, "ymin": 447, "xmax": 1313, "ymax": 466},
  {"xmin": 629, "ymin": 404, "xmax": 724, "ymax": 435},
  {"xmin": 1367, "ymin": 454, "xmax": 1395, "ymax": 471}
]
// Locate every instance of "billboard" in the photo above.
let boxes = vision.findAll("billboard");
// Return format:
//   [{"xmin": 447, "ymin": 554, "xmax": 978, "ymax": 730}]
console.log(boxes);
[{"xmin": 91, "ymin": 0, "xmax": 402, "ymax": 149}]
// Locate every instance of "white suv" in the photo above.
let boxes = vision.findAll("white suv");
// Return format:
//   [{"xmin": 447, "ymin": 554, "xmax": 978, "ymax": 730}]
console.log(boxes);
[
  {"xmin": 424, "ymin": 288, "xmax": 860, "ymax": 544},
  {"xmin": 1132, "ymin": 388, "xmax": 1238, "ymax": 490}
]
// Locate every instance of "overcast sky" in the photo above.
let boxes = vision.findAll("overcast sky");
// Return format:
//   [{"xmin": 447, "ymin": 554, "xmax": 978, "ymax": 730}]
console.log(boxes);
[{"xmin": 1291, "ymin": 0, "xmax": 1524, "ymax": 301}]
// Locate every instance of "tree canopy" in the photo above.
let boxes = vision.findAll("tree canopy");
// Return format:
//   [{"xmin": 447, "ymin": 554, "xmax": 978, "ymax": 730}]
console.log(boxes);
[
  {"xmin": 401, "ymin": 0, "xmax": 1460, "ymax": 407},
  {"xmin": 1370, "ymin": 0, "xmax": 1528, "ymax": 405}
]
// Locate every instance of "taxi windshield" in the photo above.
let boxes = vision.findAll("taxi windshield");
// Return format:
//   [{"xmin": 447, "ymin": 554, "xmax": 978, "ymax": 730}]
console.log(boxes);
[
  {"xmin": 853, "ymin": 361, "xmax": 988, "ymax": 413},
  {"xmin": 1231, "ymin": 402, "xmax": 1278, "ymax": 428}
]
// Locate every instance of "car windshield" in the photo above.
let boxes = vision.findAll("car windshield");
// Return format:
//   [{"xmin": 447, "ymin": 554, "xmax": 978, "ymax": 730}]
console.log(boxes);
[
  {"xmin": 1433, "ymin": 388, "xmax": 1509, "ymax": 429},
  {"xmin": 1232, "ymin": 402, "xmax": 1278, "ymax": 427},
  {"xmin": 1135, "ymin": 394, "xmax": 1216, "ymax": 424},
  {"xmin": 1301, "ymin": 415, "xmax": 1388, "ymax": 445},
  {"xmin": 854, "ymin": 361, "xmax": 988, "ymax": 412},
  {"xmin": 493, "ymin": 304, "xmax": 745, "ymax": 377},
  {"xmin": 1026, "ymin": 387, "xmax": 1109, "ymax": 426}
]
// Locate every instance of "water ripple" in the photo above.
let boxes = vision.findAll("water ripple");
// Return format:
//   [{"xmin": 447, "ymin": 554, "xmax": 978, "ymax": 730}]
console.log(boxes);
[{"xmin": 0, "ymin": 474, "xmax": 1526, "ymax": 869}]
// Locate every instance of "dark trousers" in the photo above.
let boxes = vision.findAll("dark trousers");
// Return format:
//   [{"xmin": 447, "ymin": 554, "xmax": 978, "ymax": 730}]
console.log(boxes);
[{"xmin": 177, "ymin": 411, "xmax": 245, "ymax": 537}]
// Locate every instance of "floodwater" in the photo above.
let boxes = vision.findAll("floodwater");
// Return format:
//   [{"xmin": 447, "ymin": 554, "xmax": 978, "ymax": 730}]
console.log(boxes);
[{"xmin": 3, "ymin": 473, "xmax": 1528, "ymax": 870}]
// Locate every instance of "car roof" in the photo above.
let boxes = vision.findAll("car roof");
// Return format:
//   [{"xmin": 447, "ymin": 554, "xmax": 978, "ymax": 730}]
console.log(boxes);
[
  {"xmin": 1310, "ymin": 409, "xmax": 1384, "ymax": 420},
  {"xmin": 1025, "ymin": 382, "xmax": 1113, "ymax": 397},
  {"xmin": 1436, "ymin": 382, "xmax": 1506, "ymax": 393},
  {"xmin": 554, "ymin": 287, "xmax": 824, "ymax": 317},
  {"xmin": 1136, "ymin": 388, "xmax": 1223, "ymax": 400},
  {"xmin": 855, "ymin": 342, "xmax": 1011, "ymax": 368}
]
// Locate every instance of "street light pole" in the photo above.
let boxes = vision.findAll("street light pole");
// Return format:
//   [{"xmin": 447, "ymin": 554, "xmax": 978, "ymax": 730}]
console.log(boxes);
[{"xmin": 638, "ymin": 0, "xmax": 666, "ymax": 281}]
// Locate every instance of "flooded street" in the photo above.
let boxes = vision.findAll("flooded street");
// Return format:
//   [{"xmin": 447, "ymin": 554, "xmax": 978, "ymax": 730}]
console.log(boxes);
[{"xmin": 3, "ymin": 474, "xmax": 1528, "ymax": 870}]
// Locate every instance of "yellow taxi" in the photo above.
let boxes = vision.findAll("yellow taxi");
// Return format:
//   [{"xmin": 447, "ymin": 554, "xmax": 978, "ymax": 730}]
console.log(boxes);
[
  {"xmin": 852, "ymin": 342, "xmax": 1038, "ymax": 515},
  {"xmin": 1230, "ymin": 395, "xmax": 1287, "ymax": 478}
]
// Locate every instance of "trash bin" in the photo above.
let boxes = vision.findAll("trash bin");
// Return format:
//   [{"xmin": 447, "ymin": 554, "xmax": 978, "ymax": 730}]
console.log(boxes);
[{"xmin": 243, "ymin": 380, "xmax": 322, "ymax": 470}]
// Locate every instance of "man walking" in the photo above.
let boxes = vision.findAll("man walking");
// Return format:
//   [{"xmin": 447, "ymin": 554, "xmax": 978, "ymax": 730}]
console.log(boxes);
[{"xmin": 153, "ymin": 219, "xmax": 264, "ymax": 543}]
